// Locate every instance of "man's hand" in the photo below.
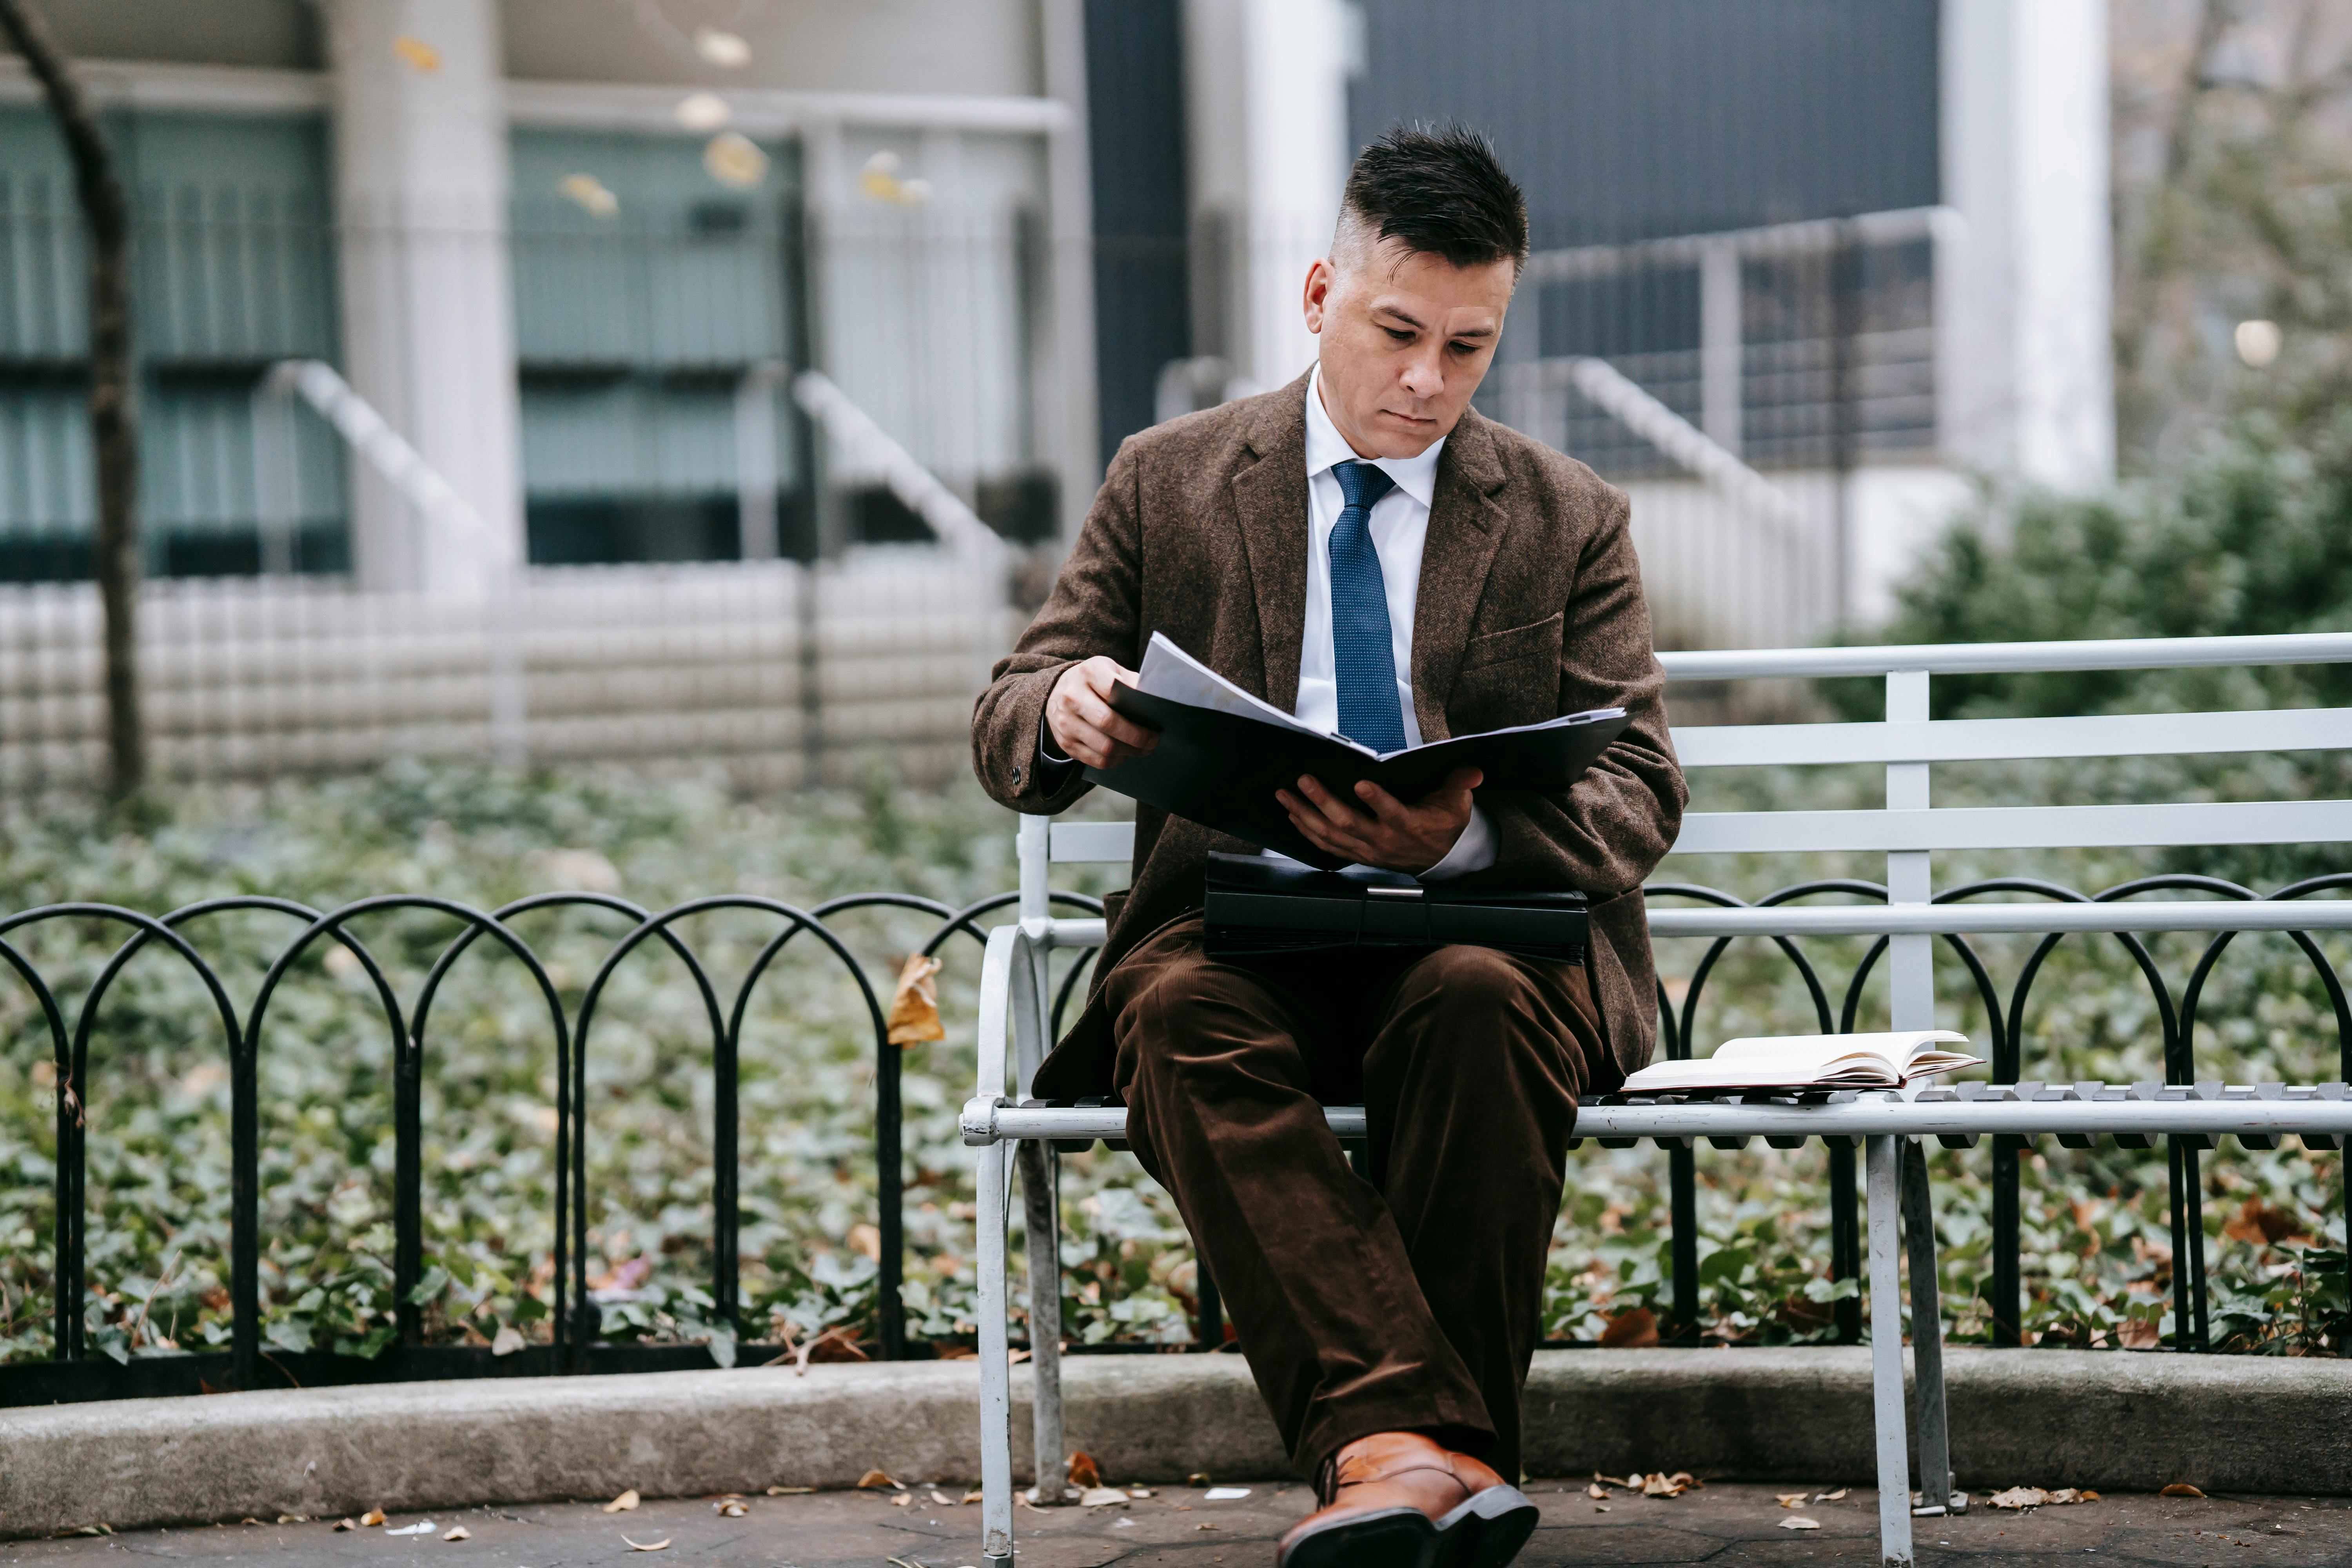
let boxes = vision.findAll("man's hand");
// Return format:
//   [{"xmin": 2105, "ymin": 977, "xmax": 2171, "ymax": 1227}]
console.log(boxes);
[
  {"xmin": 1277, "ymin": 766, "xmax": 1483, "ymax": 875},
  {"xmin": 1045, "ymin": 657, "xmax": 1160, "ymax": 770}
]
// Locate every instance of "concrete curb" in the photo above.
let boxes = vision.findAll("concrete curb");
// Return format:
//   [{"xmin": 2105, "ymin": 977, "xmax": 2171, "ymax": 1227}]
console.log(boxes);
[{"xmin": 3, "ymin": 1348, "xmax": 2347, "ymax": 1537}]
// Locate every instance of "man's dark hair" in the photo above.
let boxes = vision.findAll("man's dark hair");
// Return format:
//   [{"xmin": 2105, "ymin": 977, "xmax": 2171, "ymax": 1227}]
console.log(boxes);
[{"xmin": 1338, "ymin": 123, "xmax": 1529, "ymax": 274}]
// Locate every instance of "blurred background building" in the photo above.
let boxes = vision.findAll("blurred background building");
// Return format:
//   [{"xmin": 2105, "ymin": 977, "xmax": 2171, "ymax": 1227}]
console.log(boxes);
[{"xmin": 0, "ymin": 0, "xmax": 2115, "ymax": 786}]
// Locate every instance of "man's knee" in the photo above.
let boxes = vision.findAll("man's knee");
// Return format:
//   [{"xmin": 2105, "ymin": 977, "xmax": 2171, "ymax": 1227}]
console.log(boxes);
[
  {"xmin": 1110, "ymin": 951, "xmax": 1298, "ymax": 1088},
  {"xmin": 1394, "ymin": 945, "xmax": 1539, "ymax": 1025}
]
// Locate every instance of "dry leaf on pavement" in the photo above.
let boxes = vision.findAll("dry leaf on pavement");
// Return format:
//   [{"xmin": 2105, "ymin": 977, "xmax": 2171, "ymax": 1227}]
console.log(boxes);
[
  {"xmin": 332, "ymin": 1520, "xmax": 358, "ymax": 1532},
  {"xmin": 765, "ymin": 1486, "xmax": 813, "ymax": 1496},
  {"xmin": 2162, "ymin": 1484, "xmax": 2205, "ymax": 1499},
  {"xmin": 929, "ymin": 1490, "xmax": 956, "ymax": 1505},
  {"xmin": 1588, "ymin": 1483, "xmax": 1610, "ymax": 1500},
  {"xmin": 890, "ymin": 1494, "xmax": 912, "ymax": 1508},
  {"xmin": 714, "ymin": 1501, "xmax": 748, "ymax": 1518},
  {"xmin": 621, "ymin": 1537, "xmax": 670, "ymax": 1552},
  {"xmin": 1816, "ymin": 1489, "xmax": 1848, "ymax": 1502},
  {"xmin": 1642, "ymin": 1471, "xmax": 1697, "ymax": 1497},
  {"xmin": 1079, "ymin": 1488, "xmax": 1129, "ymax": 1508},
  {"xmin": 603, "ymin": 1490, "xmax": 641, "ymax": 1514},
  {"xmin": 1989, "ymin": 1488, "xmax": 2049, "ymax": 1509},
  {"xmin": 960, "ymin": 1490, "xmax": 984, "ymax": 1504},
  {"xmin": 1780, "ymin": 1517, "xmax": 1820, "ymax": 1530},
  {"xmin": 360, "ymin": 1510, "xmax": 387, "ymax": 1527},
  {"xmin": 857, "ymin": 1469, "xmax": 906, "ymax": 1491},
  {"xmin": 441, "ymin": 1527, "xmax": 471, "ymax": 1542},
  {"xmin": 1776, "ymin": 1493, "xmax": 1809, "ymax": 1508}
]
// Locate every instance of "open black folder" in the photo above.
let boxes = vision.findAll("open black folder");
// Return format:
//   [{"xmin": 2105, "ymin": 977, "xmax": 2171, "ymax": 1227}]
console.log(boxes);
[{"xmin": 1082, "ymin": 633, "xmax": 1632, "ymax": 869}]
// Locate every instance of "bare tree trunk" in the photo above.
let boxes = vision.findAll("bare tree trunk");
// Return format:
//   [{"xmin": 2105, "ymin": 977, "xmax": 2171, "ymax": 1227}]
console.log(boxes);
[{"xmin": 0, "ymin": 0, "xmax": 142, "ymax": 795}]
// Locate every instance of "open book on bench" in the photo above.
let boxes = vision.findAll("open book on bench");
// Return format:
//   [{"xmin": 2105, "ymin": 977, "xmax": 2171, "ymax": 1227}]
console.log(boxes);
[
  {"xmin": 1085, "ymin": 632, "xmax": 1631, "ymax": 869},
  {"xmin": 1620, "ymin": 1030, "xmax": 1985, "ymax": 1093}
]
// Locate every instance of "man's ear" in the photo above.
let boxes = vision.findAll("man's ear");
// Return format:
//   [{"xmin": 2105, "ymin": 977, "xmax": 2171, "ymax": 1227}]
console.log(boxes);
[{"xmin": 1302, "ymin": 257, "xmax": 1334, "ymax": 335}]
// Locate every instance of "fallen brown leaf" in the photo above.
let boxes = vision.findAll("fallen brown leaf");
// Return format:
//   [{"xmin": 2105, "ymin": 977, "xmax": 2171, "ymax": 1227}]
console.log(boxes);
[
  {"xmin": 887, "ymin": 954, "xmax": 946, "ymax": 1045},
  {"xmin": 1588, "ymin": 1483, "xmax": 1610, "ymax": 1500},
  {"xmin": 1776, "ymin": 1493, "xmax": 1809, "ymax": 1508},
  {"xmin": 2162, "ymin": 1483, "xmax": 2205, "ymax": 1499},
  {"xmin": 360, "ymin": 1509, "xmax": 387, "ymax": 1527},
  {"xmin": 1780, "ymin": 1517, "xmax": 1820, "ymax": 1530},
  {"xmin": 764, "ymin": 1486, "xmax": 814, "ymax": 1496},
  {"xmin": 890, "ymin": 1493, "xmax": 912, "ymax": 1508},
  {"xmin": 929, "ymin": 1490, "xmax": 956, "ymax": 1505},
  {"xmin": 713, "ymin": 1501, "xmax": 747, "ymax": 1518},
  {"xmin": 1817, "ymin": 1489, "xmax": 1848, "ymax": 1503},
  {"xmin": 332, "ymin": 1520, "xmax": 359, "ymax": 1533},
  {"xmin": 1989, "ymin": 1487, "xmax": 2049, "ymax": 1509},
  {"xmin": 1599, "ymin": 1307, "xmax": 1660, "ymax": 1348},
  {"xmin": 857, "ymin": 1470, "xmax": 906, "ymax": 1491},
  {"xmin": 2116, "ymin": 1318, "xmax": 2162, "ymax": 1350},
  {"xmin": 2222, "ymin": 1198, "xmax": 2308, "ymax": 1249},
  {"xmin": 441, "ymin": 1526, "xmax": 471, "ymax": 1542},
  {"xmin": 603, "ymin": 1490, "xmax": 641, "ymax": 1514},
  {"xmin": 960, "ymin": 1490, "xmax": 984, "ymax": 1504},
  {"xmin": 1079, "ymin": 1487, "xmax": 1129, "ymax": 1508},
  {"xmin": 277, "ymin": 1515, "xmax": 309, "ymax": 1524},
  {"xmin": 621, "ymin": 1537, "xmax": 670, "ymax": 1552},
  {"xmin": 1067, "ymin": 1451, "xmax": 1103, "ymax": 1489}
]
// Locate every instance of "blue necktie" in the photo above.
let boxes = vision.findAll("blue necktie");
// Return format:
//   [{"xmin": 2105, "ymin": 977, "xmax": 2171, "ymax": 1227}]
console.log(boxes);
[{"xmin": 1327, "ymin": 459, "xmax": 1406, "ymax": 754}]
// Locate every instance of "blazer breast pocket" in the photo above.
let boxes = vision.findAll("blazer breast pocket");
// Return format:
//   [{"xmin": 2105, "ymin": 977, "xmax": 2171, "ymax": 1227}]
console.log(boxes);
[{"xmin": 1457, "ymin": 611, "xmax": 1564, "ymax": 673}]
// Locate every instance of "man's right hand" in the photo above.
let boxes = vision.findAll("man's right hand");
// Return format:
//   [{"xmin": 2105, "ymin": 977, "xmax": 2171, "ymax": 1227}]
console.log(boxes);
[{"xmin": 1046, "ymin": 657, "xmax": 1159, "ymax": 770}]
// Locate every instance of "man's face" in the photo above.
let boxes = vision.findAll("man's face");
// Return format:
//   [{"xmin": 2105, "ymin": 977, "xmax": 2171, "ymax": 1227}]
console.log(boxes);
[{"xmin": 1303, "ymin": 235, "xmax": 1515, "ymax": 459}]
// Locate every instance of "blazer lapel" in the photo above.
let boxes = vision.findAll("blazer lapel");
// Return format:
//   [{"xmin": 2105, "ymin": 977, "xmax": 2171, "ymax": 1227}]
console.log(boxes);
[
  {"xmin": 1229, "ymin": 372, "xmax": 1314, "ymax": 711},
  {"xmin": 1411, "ymin": 409, "xmax": 1511, "ymax": 742}
]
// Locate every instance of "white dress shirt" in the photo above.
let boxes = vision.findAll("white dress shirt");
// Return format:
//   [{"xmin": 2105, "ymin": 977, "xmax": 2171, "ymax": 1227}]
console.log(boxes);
[{"xmin": 1296, "ymin": 367, "xmax": 1497, "ymax": 881}]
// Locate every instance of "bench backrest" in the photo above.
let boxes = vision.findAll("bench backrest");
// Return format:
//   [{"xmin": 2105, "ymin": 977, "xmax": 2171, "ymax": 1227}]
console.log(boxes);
[{"xmin": 1020, "ymin": 632, "xmax": 2352, "ymax": 1033}]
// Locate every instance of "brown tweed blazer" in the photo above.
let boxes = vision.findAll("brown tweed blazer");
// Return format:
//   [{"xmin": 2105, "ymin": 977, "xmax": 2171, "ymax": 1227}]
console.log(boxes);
[{"xmin": 971, "ymin": 371, "xmax": 1686, "ymax": 1100}]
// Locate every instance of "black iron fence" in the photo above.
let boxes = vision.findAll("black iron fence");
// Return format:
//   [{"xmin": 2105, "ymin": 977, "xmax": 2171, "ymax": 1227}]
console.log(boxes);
[{"xmin": 3, "ymin": 869, "xmax": 2347, "ymax": 1405}]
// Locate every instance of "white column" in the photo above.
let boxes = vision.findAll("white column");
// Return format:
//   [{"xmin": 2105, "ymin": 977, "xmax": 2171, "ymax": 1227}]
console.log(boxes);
[
  {"xmin": 1940, "ymin": 0, "xmax": 2114, "ymax": 491},
  {"xmin": 1183, "ymin": 0, "xmax": 1353, "ymax": 394},
  {"xmin": 326, "ymin": 0, "xmax": 524, "ymax": 595},
  {"xmin": 1040, "ymin": 0, "xmax": 1102, "ymax": 548}
]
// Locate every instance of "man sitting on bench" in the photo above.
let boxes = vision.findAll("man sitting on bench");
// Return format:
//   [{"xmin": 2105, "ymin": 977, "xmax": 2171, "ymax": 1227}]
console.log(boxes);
[{"xmin": 970, "ymin": 125, "xmax": 1686, "ymax": 1568}]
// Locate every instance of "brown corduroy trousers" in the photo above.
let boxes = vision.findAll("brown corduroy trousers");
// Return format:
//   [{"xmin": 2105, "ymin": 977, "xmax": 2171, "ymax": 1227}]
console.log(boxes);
[{"xmin": 1104, "ymin": 915, "xmax": 1613, "ymax": 1486}]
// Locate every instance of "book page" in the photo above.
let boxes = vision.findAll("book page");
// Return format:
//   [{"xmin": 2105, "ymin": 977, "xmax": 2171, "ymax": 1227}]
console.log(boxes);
[{"xmin": 1134, "ymin": 632, "xmax": 1357, "ymax": 748}]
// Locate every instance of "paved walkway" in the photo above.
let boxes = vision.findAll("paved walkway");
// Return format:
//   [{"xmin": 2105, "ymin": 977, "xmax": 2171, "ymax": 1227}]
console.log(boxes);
[{"xmin": 5, "ymin": 1481, "xmax": 2345, "ymax": 1568}]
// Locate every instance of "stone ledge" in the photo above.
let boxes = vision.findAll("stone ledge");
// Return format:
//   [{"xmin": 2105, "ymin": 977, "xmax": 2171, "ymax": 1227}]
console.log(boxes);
[{"xmin": 2, "ymin": 1347, "xmax": 2344, "ymax": 1538}]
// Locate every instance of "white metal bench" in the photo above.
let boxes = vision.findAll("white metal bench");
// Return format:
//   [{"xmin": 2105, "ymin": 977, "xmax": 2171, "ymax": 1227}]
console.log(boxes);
[{"xmin": 962, "ymin": 631, "xmax": 2352, "ymax": 1568}]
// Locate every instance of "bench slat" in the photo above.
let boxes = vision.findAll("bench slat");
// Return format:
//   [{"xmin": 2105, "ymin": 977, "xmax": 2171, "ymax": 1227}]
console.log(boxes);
[
  {"xmin": 1673, "ymin": 799, "xmax": 2352, "ymax": 855},
  {"xmin": 1672, "ymin": 708, "xmax": 2352, "ymax": 769}
]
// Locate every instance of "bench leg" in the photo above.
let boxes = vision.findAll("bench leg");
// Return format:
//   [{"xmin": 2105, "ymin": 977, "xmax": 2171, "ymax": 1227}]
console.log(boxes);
[
  {"xmin": 1900, "ymin": 1139, "xmax": 1958, "ymax": 1515},
  {"xmin": 1019, "ymin": 1138, "xmax": 1067, "ymax": 1505},
  {"xmin": 976, "ymin": 1139, "xmax": 1015, "ymax": 1565},
  {"xmin": 1866, "ymin": 1134, "xmax": 1915, "ymax": 1568}
]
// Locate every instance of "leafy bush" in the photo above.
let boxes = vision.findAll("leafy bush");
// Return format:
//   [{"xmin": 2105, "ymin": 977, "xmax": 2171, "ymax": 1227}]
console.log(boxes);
[{"xmin": 2, "ymin": 741, "xmax": 2345, "ymax": 1368}]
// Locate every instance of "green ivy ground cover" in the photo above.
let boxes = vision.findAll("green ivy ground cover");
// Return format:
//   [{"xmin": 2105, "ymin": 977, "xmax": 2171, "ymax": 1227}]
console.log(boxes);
[{"xmin": 0, "ymin": 755, "xmax": 2343, "ymax": 1374}]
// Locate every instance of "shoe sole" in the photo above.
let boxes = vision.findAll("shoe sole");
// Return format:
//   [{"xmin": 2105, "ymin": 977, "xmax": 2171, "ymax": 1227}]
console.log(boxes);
[
  {"xmin": 1436, "ymin": 1483, "xmax": 1542, "ymax": 1568},
  {"xmin": 1278, "ymin": 1506, "xmax": 1437, "ymax": 1568},
  {"xmin": 1276, "ymin": 1486, "xmax": 1541, "ymax": 1568}
]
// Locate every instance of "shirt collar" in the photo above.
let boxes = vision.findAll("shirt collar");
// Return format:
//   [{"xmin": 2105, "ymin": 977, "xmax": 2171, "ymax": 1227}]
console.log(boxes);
[{"xmin": 1305, "ymin": 363, "xmax": 1445, "ymax": 510}]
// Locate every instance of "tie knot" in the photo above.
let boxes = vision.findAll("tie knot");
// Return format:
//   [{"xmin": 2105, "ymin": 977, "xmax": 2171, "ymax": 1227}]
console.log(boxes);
[{"xmin": 1332, "ymin": 459, "xmax": 1396, "ymax": 513}]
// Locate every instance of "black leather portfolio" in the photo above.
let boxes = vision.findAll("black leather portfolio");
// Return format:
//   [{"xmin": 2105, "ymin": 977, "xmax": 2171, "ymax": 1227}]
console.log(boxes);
[
  {"xmin": 1081, "ymin": 635, "xmax": 1630, "ymax": 871},
  {"xmin": 1202, "ymin": 851, "xmax": 1588, "ymax": 963}
]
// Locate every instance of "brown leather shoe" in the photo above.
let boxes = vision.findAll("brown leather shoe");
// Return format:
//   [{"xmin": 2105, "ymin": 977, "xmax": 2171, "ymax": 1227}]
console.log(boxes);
[{"xmin": 1275, "ymin": 1431, "xmax": 1539, "ymax": 1568}]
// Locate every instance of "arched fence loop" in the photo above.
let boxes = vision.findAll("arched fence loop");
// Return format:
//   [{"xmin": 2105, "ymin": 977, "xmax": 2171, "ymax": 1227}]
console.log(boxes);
[{"xmin": 0, "ymin": 870, "xmax": 2344, "ymax": 1404}]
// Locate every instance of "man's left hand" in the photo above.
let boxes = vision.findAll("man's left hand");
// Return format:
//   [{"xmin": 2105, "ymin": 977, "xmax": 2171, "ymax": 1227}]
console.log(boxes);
[{"xmin": 1277, "ymin": 767, "xmax": 1483, "ymax": 875}]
